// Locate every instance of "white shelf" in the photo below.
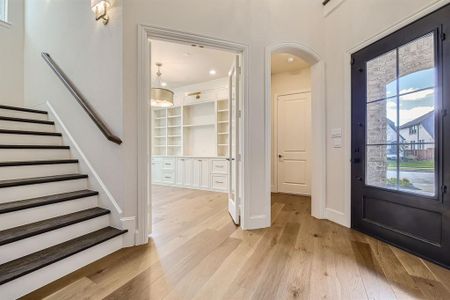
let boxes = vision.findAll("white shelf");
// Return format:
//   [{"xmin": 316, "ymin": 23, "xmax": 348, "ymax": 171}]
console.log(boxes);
[
  {"xmin": 183, "ymin": 123, "xmax": 215, "ymax": 128},
  {"xmin": 154, "ymin": 145, "xmax": 166, "ymax": 147},
  {"xmin": 217, "ymin": 132, "xmax": 228, "ymax": 135},
  {"xmin": 154, "ymin": 126, "xmax": 166, "ymax": 129},
  {"xmin": 168, "ymin": 125, "xmax": 181, "ymax": 128},
  {"xmin": 218, "ymin": 109, "xmax": 229, "ymax": 113},
  {"xmin": 217, "ymin": 121, "xmax": 229, "ymax": 124},
  {"xmin": 168, "ymin": 135, "xmax": 181, "ymax": 138},
  {"xmin": 218, "ymin": 144, "xmax": 229, "ymax": 146},
  {"xmin": 168, "ymin": 145, "xmax": 182, "ymax": 147},
  {"xmin": 154, "ymin": 136, "xmax": 166, "ymax": 138},
  {"xmin": 168, "ymin": 115, "xmax": 181, "ymax": 118}
]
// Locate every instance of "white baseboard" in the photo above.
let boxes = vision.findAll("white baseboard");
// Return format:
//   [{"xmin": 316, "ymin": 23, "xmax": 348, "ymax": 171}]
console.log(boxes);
[
  {"xmin": 120, "ymin": 216, "xmax": 136, "ymax": 247},
  {"xmin": 243, "ymin": 214, "xmax": 271, "ymax": 230},
  {"xmin": 325, "ymin": 208, "xmax": 350, "ymax": 228}
]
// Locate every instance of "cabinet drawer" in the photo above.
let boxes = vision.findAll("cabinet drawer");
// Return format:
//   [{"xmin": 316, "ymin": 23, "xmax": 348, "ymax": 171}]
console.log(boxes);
[
  {"xmin": 211, "ymin": 160, "xmax": 228, "ymax": 174},
  {"xmin": 152, "ymin": 157, "xmax": 162, "ymax": 163},
  {"xmin": 211, "ymin": 175, "xmax": 228, "ymax": 191},
  {"xmin": 162, "ymin": 158, "xmax": 175, "ymax": 170},
  {"xmin": 161, "ymin": 170, "xmax": 175, "ymax": 183}
]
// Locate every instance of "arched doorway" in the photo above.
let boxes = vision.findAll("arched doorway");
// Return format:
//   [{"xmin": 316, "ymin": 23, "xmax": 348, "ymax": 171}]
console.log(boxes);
[{"xmin": 265, "ymin": 42, "xmax": 327, "ymax": 223}]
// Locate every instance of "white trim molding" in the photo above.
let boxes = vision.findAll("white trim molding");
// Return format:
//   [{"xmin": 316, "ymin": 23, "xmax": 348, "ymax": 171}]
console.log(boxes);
[
  {"xmin": 137, "ymin": 24, "xmax": 250, "ymax": 242},
  {"xmin": 265, "ymin": 42, "xmax": 328, "ymax": 225},
  {"xmin": 342, "ymin": 0, "xmax": 450, "ymax": 230}
]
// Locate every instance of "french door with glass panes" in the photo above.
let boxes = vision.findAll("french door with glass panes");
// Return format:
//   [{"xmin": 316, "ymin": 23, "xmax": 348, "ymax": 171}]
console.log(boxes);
[{"xmin": 351, "ymin": 4, "xmax": 450, "ymax": 267}]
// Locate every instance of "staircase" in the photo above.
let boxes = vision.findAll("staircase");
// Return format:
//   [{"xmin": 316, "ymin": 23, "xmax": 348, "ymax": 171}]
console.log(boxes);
[{"xmin": 0, "ymin": 104, "xmax": 127, "ymax": 299}]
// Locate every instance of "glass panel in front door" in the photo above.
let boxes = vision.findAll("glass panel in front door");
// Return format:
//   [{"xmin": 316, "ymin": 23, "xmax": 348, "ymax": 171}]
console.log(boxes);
[{"xmin": 365, "ymin": 33, "xmax": 437, "ymax": 196}]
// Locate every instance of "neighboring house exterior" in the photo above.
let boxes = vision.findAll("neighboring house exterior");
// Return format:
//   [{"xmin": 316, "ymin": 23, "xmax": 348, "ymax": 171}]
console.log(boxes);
[
  {"xmin": 399, "ymin": 110, "xmax": 435, "ymax": 160},
  {"xmin": 386, "ymin": 119, "xmax": 405, "ymax": 159}
]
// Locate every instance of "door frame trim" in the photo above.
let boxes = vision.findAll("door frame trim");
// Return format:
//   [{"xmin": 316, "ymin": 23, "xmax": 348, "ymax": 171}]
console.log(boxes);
[
  {"xmin": 272, "ymin": 90, "xmax": 311, "ymax": 194},
  {"xmin": 265, "ymin": 43, "xmax": 329, "ymax": 224},
  {"xmin": 136, "ymin": 24, "xmax": 249, "ymax": 244}
]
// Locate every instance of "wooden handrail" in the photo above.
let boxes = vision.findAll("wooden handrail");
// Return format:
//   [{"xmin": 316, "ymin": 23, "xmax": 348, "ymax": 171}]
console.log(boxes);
[
  {"xmin": 322, "ymin": 0, "xmax": 331, "ymax": 5},
  {"xmin": 41, "ymin": 52, "xmax": 122, "ymax": 145}
]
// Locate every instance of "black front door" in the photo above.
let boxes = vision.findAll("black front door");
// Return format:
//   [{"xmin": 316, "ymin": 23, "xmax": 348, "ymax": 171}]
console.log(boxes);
[{"xmin": 352, "ymin": 4, "xmax": 450, "ymax": 267}]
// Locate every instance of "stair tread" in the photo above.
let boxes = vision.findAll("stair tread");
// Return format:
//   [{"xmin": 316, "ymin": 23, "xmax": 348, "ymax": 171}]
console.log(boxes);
[
  {"xmin": 0, "ymin": 144, "xmax": 69, "ymax": 149},
  {"xmin": 0, "ymin": 129, "xmax": 61, "ymax": 136},
  {"xmin": 0, "ymin": 207, "xmax": 110, "ymax": 246},
  {"xmin": 0, "ymin": 190, "xmax": 98, "ymax": 214},
  {"xmin": 0, "ymin": 159, "xmax": 78, "ymax": 167},
  {"xmin": 0, "ymin": 173, "xmax": 88, "ymax": 188},
  {"xmin": 0, "ymin": 104, "xmax": 48, "ymax": 115},
  {"xmin": 0, "ymin": 116, "xmax": 54, "ymax": 125},
  {"xmin": 0, "ymin": 226, "xmax": 126, "ymax": 285}
]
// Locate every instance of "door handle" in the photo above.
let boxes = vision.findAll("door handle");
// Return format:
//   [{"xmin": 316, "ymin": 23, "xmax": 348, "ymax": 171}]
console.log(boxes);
[{"xmin": 278, "ymin": 154, "xmax": 283, "ymax": 158}]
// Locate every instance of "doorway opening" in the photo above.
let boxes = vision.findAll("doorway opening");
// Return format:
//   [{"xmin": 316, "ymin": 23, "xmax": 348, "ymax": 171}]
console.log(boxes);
[
  {"xmin": 136, "ymin": 26, "xmax": 247, "ymax": 244},
  {"xmin": 265, "ymin": 43, "xmax": 328, "ymax": 226},
  {"xmin": 270, "ymin": 52, "xmax": 313, "ymax": 213}
]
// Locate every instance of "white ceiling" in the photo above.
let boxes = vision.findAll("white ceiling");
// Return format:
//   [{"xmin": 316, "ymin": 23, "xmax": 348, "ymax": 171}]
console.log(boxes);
[
  {"xmin": 150, "ymin": 39, "xmax": 235, "ymax": 89},
  {"xmin": 271, "ymin": 53, "xmax": 310, "ymax": 74}
]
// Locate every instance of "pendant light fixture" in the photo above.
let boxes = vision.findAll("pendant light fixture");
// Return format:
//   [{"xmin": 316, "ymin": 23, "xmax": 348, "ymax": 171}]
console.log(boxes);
[{"xmin": 151, "ymin": 63, "xmax": 174, "ymax": 107}]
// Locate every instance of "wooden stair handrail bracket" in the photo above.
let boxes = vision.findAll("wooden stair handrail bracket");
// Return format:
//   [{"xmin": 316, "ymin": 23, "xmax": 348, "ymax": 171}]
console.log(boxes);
[{"xmin": 41, "ymin": 52, "xmax": 123, "ymax": 145}]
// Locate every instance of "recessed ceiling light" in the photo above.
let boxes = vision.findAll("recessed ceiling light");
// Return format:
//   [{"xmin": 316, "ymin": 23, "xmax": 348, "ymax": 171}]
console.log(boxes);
[
  {"xmin": 209, "ymin": 69, "xmax": 217, "ymax": 75},
  {"xmin": 287, "ymin": 57, "xmax": 295, "ymax": 63},
  {"xmin": 161, "ymin": 82, "xmax": 167, "ymax": 87}
]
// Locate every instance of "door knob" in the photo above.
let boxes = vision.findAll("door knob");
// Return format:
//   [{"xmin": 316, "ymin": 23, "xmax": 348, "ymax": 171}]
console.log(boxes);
[{"xmin": 278, "ymin": 154, "xmax": 283, "ymax": 158}]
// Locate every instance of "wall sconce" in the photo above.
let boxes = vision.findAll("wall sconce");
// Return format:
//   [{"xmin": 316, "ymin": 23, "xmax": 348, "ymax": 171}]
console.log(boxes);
[{"xmin": 91, "ymin": 0, "xmax": 112, "ymax": 25}]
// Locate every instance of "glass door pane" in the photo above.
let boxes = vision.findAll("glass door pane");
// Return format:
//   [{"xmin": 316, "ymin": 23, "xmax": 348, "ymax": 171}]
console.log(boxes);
[{"xmin": 365, "ymin": 32, "xmax": 437, "ymax": 197}]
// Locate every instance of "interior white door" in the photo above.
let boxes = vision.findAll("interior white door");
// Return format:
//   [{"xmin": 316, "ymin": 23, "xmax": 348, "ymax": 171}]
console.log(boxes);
[
  {"xmin": 227, "ymin": 55, "xmax": 241, "ymax": 224},
  {"xmin": 277, "ymin": 92, "xmax": 311, "ymax": 195}
]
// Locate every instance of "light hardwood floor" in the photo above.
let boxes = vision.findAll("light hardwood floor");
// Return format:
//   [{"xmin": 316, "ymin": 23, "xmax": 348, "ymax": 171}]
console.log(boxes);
[{"xmin": 23, "ymin": 185, "xmax": 450, "ymax": 299}]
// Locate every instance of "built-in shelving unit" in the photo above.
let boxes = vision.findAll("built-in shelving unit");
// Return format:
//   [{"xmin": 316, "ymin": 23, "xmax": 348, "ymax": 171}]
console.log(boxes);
[
  {"xmin": 216, "ymin": 99, "xmax": 229, "ymax": 157},
  {"xmin": 152, "ymin": 108, "xmax": 167, "ymax": 155},
  {"xmin": 151, "ymin": 82, "xmax": 231, "ymax": 193},
  {"xmin": 152, "ymin": 98, "xmax": 230, "ymax": 158}
]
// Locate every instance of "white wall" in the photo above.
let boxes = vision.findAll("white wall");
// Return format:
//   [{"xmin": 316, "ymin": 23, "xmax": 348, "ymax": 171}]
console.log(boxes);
[
  {"xmin": 21, "ymin": 0, "xmax": 448, "ymax": 231},
  {"xmin": 123, "ymin": 0, "xmax": 326, "ymax": 228},
  {"xmin": 24, "ymin": 1, "xmax": 125, "ymax": 210},
  {"xmin": 0, "ymin": 0, "xmax": 24, "ymax": 106},
  {"xmin": 271, "ymin": 68, "xmax": 311, "ymax": 191}
]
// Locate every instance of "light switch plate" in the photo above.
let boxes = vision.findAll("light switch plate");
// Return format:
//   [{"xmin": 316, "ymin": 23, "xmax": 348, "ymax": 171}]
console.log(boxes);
[{"xmin": 331, "ymin": 128, "xmax": 342, "ymax": 138}]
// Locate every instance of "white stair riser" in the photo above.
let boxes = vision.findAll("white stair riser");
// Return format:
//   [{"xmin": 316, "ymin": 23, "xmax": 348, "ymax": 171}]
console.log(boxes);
[
  {"xmin": 0, "ymin": 109, "xmax": 48, "ymax": 121},
  {"xmin": 0, "ymin": 235, "xmax": 123, "ymax": 300},
  {"xmin": 0, "ymin": 134, "xmax": 62, "ymax": 145},
  {"xmin": 0, "ymin": 215, "xmax": 110, "ymax": 265},
  {"xmin": 0, "ymin": 120, "xmax": 55, "ymax": 132},
  {"xmin": 0, "ymin": 179, "xmax": 88, "ymax": 203},
  {"xmin": 0, "ymin": 196, "xmax": 98, "ymax": 231},
  {"xmin": 0, "ymin": 148, "xmax": 71, "ymax": 162},
  {"xmin": 0, "ymin": 163, "xmax": 79, "ymax": 180}
]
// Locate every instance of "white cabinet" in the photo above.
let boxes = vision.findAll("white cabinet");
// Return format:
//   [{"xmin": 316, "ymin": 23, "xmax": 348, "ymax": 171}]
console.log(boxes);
[
  {"xmin": 176, "ymin": 157, "xmax": 193, "ymax": 187},
  {"xmin": 176, "ymin": 158, "xmax": 185, "ymax": 185},
  {"xmin": 184, "ymin": 158, "xmax": 193, "ymax": 187},
  {"xmin": 211, "ymin": 174, "xmax": 228, "ymax": 191},
  {"xmin": 192, "ymin": 159, "xmax": 209, "ymax": 189},
  {"xmin": 151, "ymin": 158, "xmax": 162, "ymax": 183},
  {"xmin": 152, "ymin": 156, "xmax": 228, "ymax": 193}
]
